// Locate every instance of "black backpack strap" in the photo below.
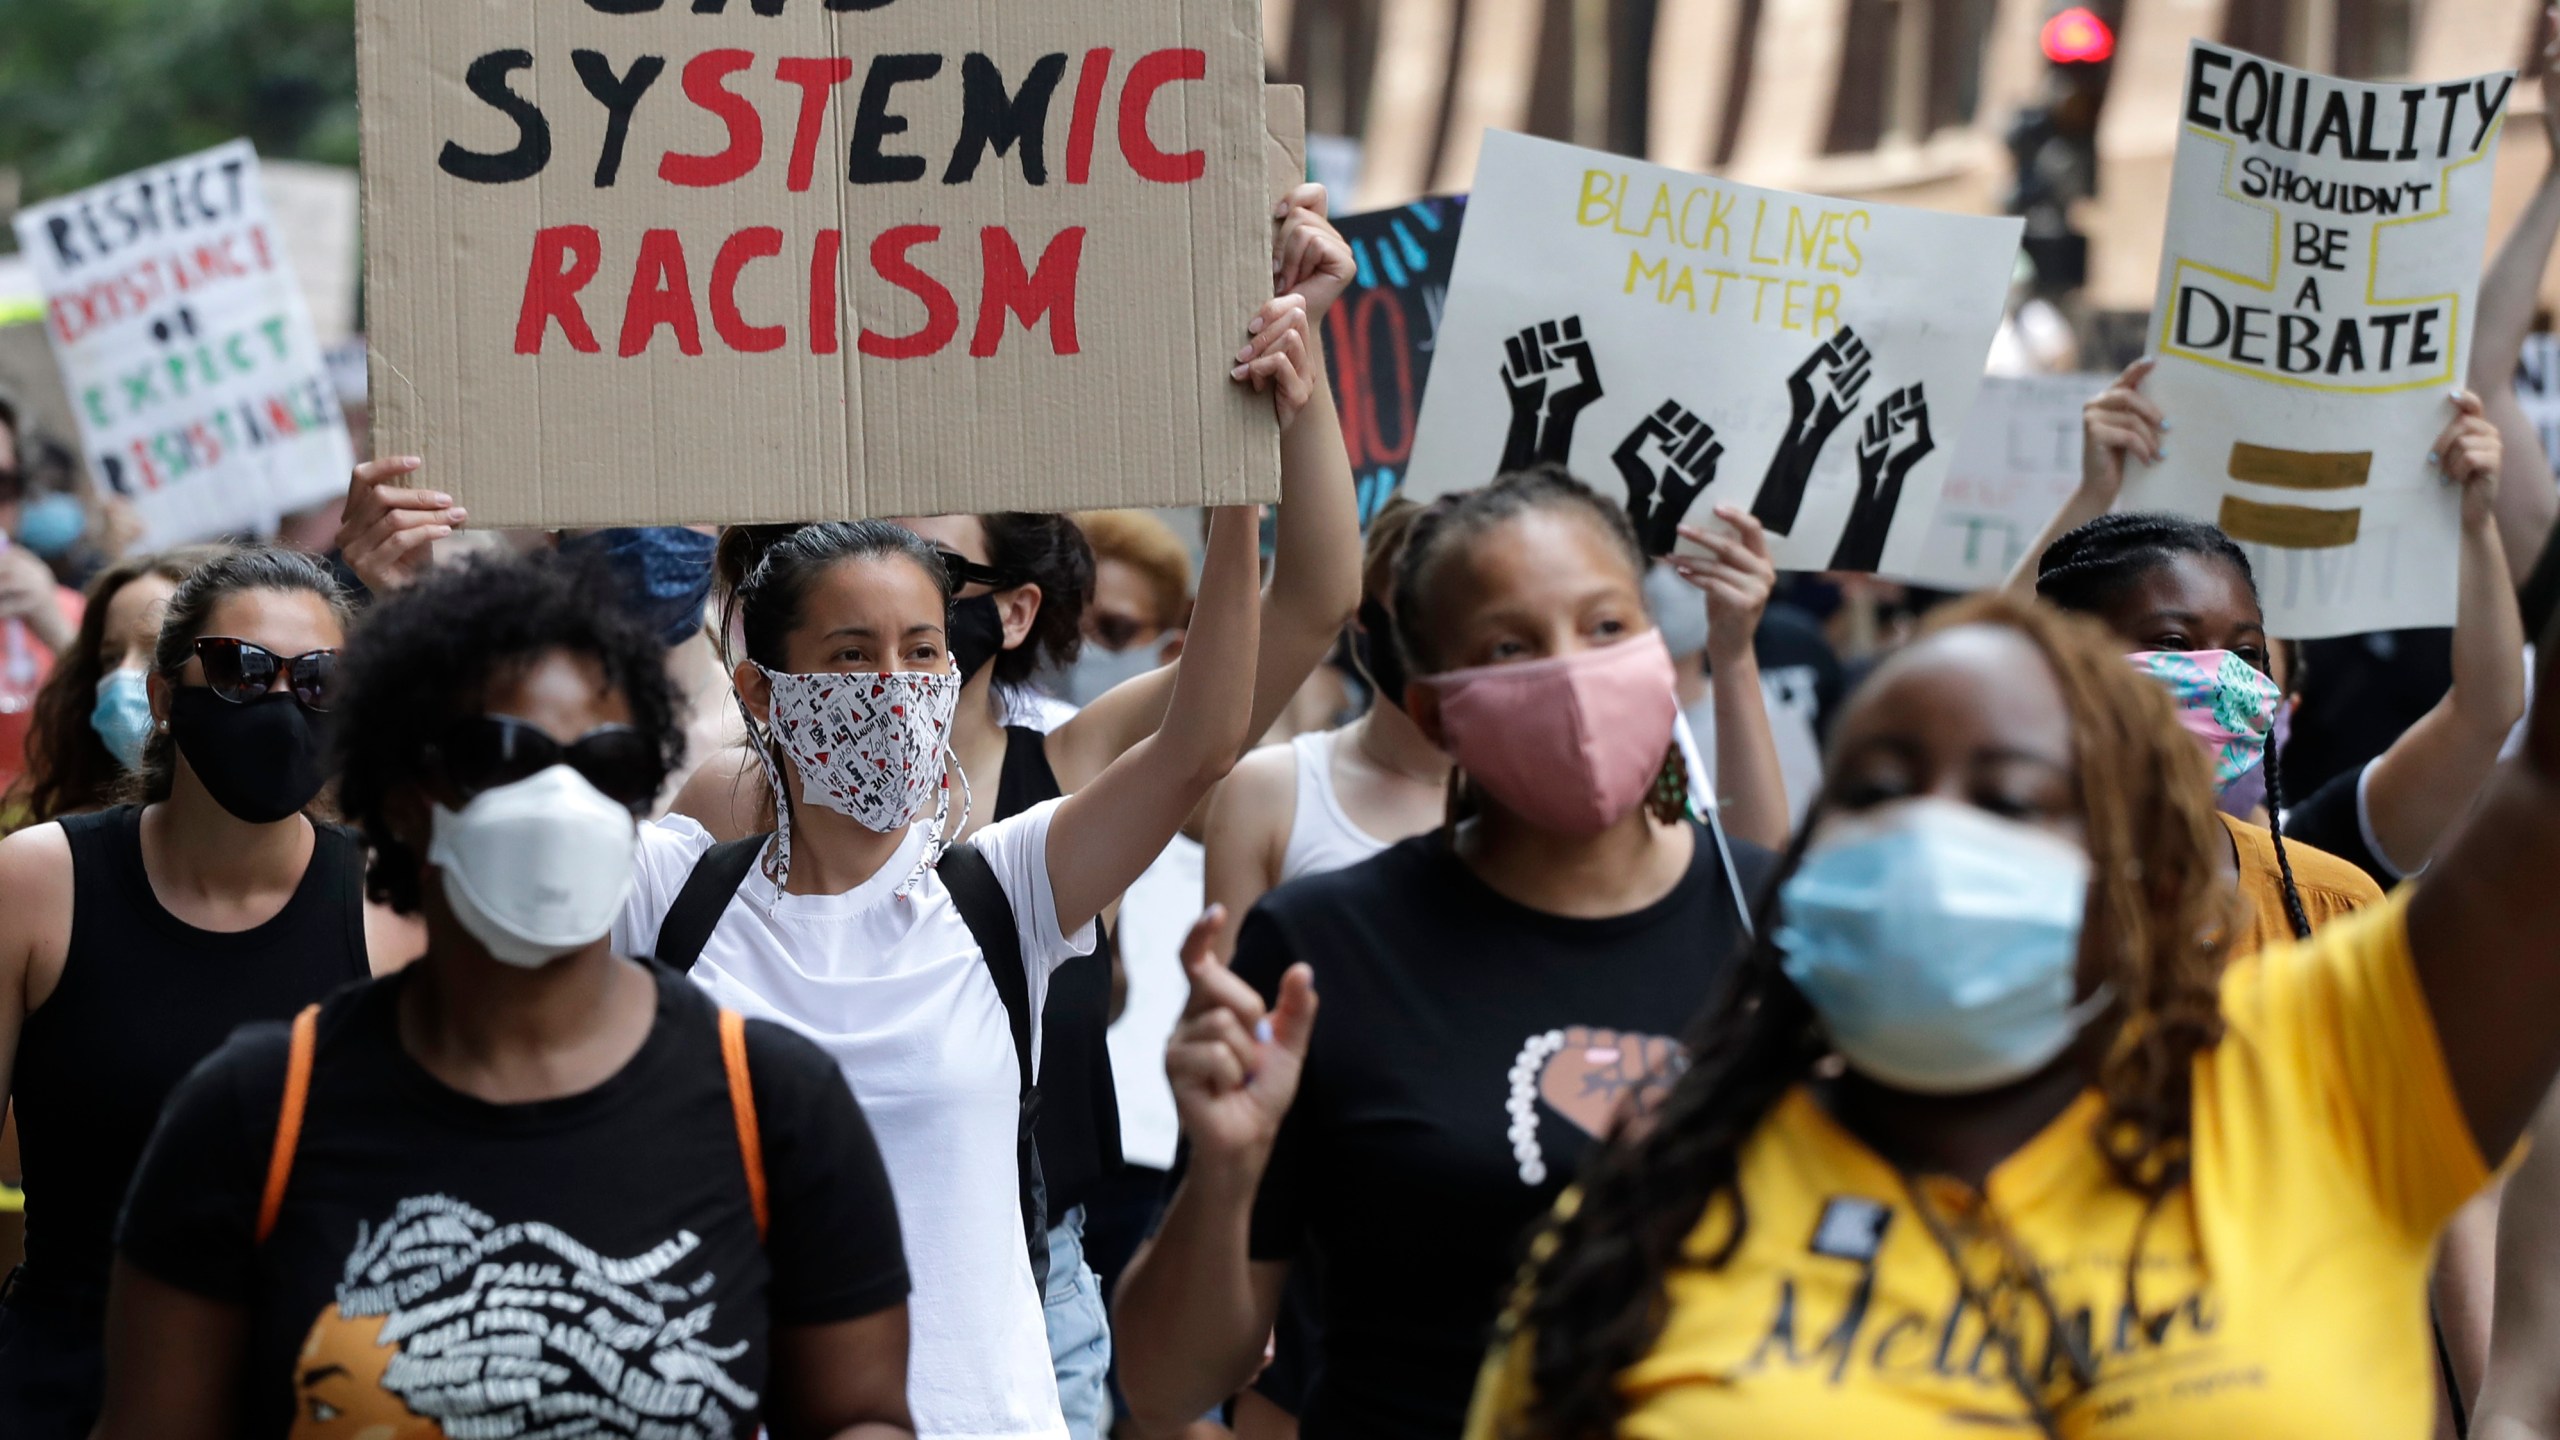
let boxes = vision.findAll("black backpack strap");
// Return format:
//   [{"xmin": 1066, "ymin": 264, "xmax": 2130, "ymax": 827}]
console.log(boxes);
[
  {"xmin": 937, "ymin": 841, "xmax": 1051, "ymax": 1292},
  {"xmin": 655, "ymin": 836, "xmax": 770, "ymax": 973}
]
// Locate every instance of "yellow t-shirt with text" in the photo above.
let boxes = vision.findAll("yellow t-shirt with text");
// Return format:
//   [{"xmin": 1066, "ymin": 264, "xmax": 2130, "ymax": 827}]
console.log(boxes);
[{"xmin": 1467, "ymin": 890, "xmax": 2487, "ymax": 1437}]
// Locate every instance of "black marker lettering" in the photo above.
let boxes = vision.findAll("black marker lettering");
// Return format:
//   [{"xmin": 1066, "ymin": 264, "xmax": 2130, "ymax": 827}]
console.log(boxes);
[
  {"xmin": 849, "ymin": 53, "xmax": 944, "ymax": 184},
  {"xmin": 2396, "ymin": 88, "xmax": 2425, "ymax": 159},
  {"xmin": 572, "ymin": 50, "xmax": 667, "ymax": 187},
  {"xmin": 943, "ymin": 52, "xmax": 1069, "ymax": 184},
  {"xmin": 2187, "ymin": 46, "xmax": 2233, "ymax": 130},
  {"xmin": 439, "ymin": 50, "xmax": 552, "ymax": 184}
]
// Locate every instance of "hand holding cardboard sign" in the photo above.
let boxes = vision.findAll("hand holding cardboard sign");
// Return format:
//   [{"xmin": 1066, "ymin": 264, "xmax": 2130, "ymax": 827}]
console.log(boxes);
[
  {"xmin": 1236, "ymin": 295, "xmax": 1319, "ymax": 433},
  {"xmin": 1499, "ymin": 317, "xmax": 1605, "ymax": 470},
  {"xmin": 338, "ymin": 457, "xmax": 467, "ymax": 597},
  {"xmin": 1274, "ymin": 184, "xmax": 1356, "ymax": 324}
]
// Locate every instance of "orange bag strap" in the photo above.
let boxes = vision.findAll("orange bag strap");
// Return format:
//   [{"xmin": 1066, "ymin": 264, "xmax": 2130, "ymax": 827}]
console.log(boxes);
[
  {"xmin": 256, "ymin": 1005, "xmax": 321, "ymax": 1246},
  {"xmin": 718, "ymin": 1008, "xmax": 769, "ymax": 1243}
]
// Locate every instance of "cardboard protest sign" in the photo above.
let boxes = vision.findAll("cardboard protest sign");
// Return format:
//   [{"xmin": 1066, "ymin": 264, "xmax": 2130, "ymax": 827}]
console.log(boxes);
[
  {"xmin": 1323, "ymin": 195, "xmax": 1466, "ymax": 525},
  {"xmin": 1401, "ymin": 132, "xmax": 2019, "ymax": 574},
  {"xmin": 1892, "ymin": 374, "xmax": 2110, "ymax": 591},
  {"xmin": 358, "ymin": 0, "xmax": 1279, "ymax": 529},
  {"xmin": 2128, "ymin": 41, "xmax": 2511, "ymax": 637},
  {"xmin": 12, "ymin": 141, "xmax": 354, "ymax": 544}
]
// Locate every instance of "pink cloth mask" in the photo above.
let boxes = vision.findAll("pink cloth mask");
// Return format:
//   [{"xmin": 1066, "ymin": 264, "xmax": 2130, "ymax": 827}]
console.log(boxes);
[
  {"xmin": 2126, "ymin": 649, "xmax": 2280, "ymax": 793},
  {"xmin": 1428, "ymin": 630, "xmax": 1680, "ymax": 835}
]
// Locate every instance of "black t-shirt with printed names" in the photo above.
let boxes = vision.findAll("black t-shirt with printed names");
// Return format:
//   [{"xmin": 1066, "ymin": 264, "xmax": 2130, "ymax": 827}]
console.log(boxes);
[
  {"xmin": 1235, "ymin": 824, "xmax": 1774, "ymax": 1440},
  {"xmin": 115, "ymin": 962, "xmax": 907, "ymax": 1439}
]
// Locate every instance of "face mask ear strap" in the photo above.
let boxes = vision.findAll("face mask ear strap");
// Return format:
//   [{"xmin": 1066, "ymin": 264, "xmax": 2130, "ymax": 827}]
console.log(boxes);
[
  {"xmin": 741, "ymin": 668, "xmax": 793, "ymax": 886},
  {"xmin": 899, "ymin": 741, "xmax": 971, "ymax": 896}
]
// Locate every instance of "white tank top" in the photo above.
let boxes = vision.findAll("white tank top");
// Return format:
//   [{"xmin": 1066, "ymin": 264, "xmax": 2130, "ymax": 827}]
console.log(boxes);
[{"xmin": 1279, "ymin": 728, "xmax": 1394, "ymax": 882}]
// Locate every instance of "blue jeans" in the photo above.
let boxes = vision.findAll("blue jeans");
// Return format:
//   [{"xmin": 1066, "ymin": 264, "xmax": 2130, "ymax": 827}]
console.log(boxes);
[{"xmin": 1043, "ymin": 1205, "xmax": 1112, "ymax": 1440}]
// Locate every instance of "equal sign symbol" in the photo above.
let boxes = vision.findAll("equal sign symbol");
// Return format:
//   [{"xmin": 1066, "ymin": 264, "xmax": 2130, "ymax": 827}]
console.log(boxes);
[{"xmin": 2216, "ymin": 442, "xmax": 2371, "ymax": 549}]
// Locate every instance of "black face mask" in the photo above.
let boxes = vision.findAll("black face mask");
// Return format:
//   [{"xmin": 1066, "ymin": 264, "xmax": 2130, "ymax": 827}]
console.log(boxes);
[
  {"xmin": 170, "ymin": 688, "xmax": 331, "ymax": 824},
  {"xmin": 1354, "ymin": 599, "xmax": 1409, "ymax": 710},
  {"xmin": 949, "ymin": 593, "xmax": 1008, "ymax": 682}
]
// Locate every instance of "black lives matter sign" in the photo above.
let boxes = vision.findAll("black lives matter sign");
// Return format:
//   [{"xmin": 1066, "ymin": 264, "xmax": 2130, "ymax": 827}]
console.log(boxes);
[{"xmin": 357, "ymin": 0, "xmax": 1278, "ymax": 527}]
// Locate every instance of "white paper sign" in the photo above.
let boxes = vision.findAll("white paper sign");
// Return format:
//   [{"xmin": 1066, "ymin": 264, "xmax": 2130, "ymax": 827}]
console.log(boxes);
[
  {"xmin": 12, "ymin": 141, "xmax": 354, "ymax": 543},
  {"xmin": 1403, "ymin": 131, "xmax": 2021, "ymax": 575},
  {"xmin": 1891, "ymin": 373, "xmax": 2111, "ymax": 591},
  {"xmin": 2129, "ymin": 42, "xmax": 2511, "ymax": 638}
]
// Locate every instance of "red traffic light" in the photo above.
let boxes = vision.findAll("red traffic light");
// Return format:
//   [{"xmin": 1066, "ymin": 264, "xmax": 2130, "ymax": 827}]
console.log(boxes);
[{"xmin": 2041, "ymin": 6, "xmax": 2115, "ymax": 64}]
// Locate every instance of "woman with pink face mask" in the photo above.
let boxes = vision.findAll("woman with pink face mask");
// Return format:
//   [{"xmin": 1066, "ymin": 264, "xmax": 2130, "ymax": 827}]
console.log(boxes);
[
  {"xmin": 1110, "ymin": 467, "xmax": 1775, "ymax": 1440},
  {"xmin": 2023, "ymin": 369, "xmax": 2513, "ymax": 956}
]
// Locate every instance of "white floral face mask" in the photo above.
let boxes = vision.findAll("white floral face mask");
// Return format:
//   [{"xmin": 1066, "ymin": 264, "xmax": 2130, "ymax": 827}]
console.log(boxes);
[{"xmin": 753, "ymin": 666, "xmax": 966, "ymax": 888}]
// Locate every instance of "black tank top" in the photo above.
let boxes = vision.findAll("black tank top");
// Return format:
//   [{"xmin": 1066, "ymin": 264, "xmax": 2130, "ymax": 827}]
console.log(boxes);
[
  {"xmin": 7, "ymin": 806, "xmax": 369, "ymax": 1328},
  {"xmin": 996, "ymin": 727, "xmax": 1124, "ymax": 1213}
]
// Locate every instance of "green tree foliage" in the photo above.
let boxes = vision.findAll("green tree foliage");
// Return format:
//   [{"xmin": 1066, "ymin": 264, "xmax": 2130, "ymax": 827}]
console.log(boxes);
[{"xmin": 0, "ymin": 0, "xmax": 357, "ymax": 214}]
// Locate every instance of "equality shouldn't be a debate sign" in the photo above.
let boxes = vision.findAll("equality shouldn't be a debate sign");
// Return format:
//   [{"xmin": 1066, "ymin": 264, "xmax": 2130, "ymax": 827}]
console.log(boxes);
[
  {"xmin": 357, "ymin": 0, "xmax": 1278, "ymax": 529},
  {"xmin": 14, "ymin": 142, "xmax": 354, "ymax": 544},
  {"xmin": 1403, "ymin": 132, "xmax": 2019, "ymax": 575},
  {"xmin": 2130, "ymin": 41, "xmax": 2510, "ymax": 638}
]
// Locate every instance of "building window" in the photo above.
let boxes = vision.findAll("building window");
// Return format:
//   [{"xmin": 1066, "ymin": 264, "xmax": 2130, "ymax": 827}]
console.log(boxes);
[
  {"xmin": 1826, "ymin": 0, "xmax": 1994, "ymax": 154},
  {"xmin": 2225, "ymin": 0, "xmax": 2414, "ymax": 78},
  {"xmin": 2333, "ymin": 0, "xmax": 2413, "ymax": 78},
  {"xmin": 2223, "ymin": 0, "xmax": 2294, "ymax": 62}
]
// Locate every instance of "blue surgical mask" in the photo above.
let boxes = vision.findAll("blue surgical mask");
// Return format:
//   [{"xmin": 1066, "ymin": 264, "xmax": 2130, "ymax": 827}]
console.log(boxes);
[
  {"xmin": 15, "ymin": 492, "xmax": 86, "ymax": 558},
  {"xmin": 1778, "ymin": 798, "xmax": 2109, "ymax": 1095},
  {"xmin": 90, "ymin": 666, "xmax": 154, "ymax": 771},
  {"xmin": 1058, "ymin": 637, "xmax": 1169, "ymax": 707}
]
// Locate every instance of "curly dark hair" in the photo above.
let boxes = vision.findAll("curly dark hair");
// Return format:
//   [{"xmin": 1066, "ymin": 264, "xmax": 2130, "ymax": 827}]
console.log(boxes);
[
  {"xmin": 136, "ymin": 547, "xmax": 355, "ymax": 806},
  {"xmin": 2036, "ymin": 511, "xmax": 2310, "ymax": 940},
  {"xmin": 10, "ymin": 546, "xmax": 220, "ymax": 823},
  {"xmin": 333, "ymin": 551, "xmax": 684, "ymax": 915},
  {"xmin": 1507, "ymin": 594, "xmax": 2236, "ymax": 1440},
  {"xmin": 981, "ymin": 512, "xmax": 1095, "ymax": 684}
]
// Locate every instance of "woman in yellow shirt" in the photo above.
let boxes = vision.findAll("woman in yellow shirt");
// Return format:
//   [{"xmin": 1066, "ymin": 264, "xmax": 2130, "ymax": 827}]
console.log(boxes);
[{"xmin": 1465, "ymin": 576, "xmax": 2556, "ymax": 1436}]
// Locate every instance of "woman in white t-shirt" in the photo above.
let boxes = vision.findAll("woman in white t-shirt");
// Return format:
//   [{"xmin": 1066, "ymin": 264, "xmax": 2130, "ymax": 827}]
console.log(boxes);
[{"xmin": 614, "ymin": 487, "xmax": 1273, "ymax": 1439}]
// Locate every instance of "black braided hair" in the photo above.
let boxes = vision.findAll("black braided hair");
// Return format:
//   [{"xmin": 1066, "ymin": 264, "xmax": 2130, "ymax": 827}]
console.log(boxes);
[
  {"xmin": 2036, "ymin": 512, "xmax": 2312, "ymax": 940},
  {"xmin": 2257, "ymin": 731, "xmax": 2314, "ymax": 939}
]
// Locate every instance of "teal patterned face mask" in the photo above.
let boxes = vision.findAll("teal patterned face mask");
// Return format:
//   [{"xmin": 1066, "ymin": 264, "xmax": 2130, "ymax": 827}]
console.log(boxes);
[{"xmin": 2127, "ymin": 649, "xmax": 2280, "ymax": 793}]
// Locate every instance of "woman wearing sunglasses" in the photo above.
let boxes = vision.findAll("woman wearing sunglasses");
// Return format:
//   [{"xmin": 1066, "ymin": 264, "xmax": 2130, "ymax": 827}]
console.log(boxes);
[
  {"xmin": 0, "ymin": 547, "xmax": 407, "ymax": 1439},
  {"xmin": 95, "ymin": 550, "xmax": 913, "ymax": 1440}
]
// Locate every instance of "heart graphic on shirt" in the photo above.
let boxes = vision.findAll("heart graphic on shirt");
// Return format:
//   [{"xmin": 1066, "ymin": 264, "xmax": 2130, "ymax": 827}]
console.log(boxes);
[{"xmin": 1536, "ymin": 1026, "xmax": 1684, "ymax": 1139}]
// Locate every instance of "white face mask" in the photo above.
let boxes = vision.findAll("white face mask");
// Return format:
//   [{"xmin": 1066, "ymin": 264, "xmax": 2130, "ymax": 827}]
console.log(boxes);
[{"xmin": 428, "ymin": 766, "xmax": 640, "ymax": 969}]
